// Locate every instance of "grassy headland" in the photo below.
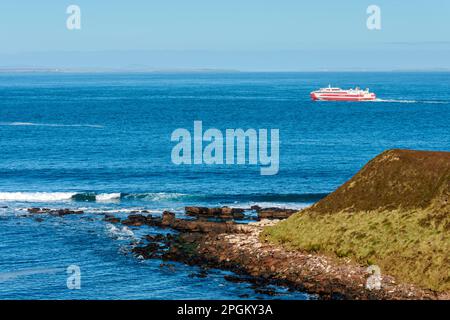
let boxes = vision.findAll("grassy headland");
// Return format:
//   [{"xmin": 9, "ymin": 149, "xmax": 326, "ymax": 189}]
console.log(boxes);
[{"xmin": 262, "ymin": 149, "xmax": 450, "ymax": 292}]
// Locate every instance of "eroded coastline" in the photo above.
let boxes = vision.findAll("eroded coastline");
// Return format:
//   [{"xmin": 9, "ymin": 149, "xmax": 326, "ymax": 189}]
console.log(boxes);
[
  {"xmin": 15, "ymin": 149, "xmax": 450, "ymax": 300},
  {"xmin": 21, "ymin": 202, "xmax": 448, "ymax": 300}
]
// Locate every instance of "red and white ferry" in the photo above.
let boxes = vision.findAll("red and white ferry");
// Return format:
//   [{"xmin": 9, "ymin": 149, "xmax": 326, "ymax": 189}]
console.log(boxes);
[{"xmin": 310, "ymin": 85, "xmax": 376, "ymax": 101}]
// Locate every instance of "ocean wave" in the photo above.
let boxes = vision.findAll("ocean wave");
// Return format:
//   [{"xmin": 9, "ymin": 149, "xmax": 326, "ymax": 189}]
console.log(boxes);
[
  {"xmin": 0, "ymin": 192, "xmax": 77, "ymax": 202},
  {"xmin": 0, "ymin": 191, "xmax": 326, "ymax": 204},
  {"xmin": 125, "ymin": 192, "xmax": 188, "ymax": 201},
  {"xmin": 0, "ymin": 122, "xmax": 104, "ymax": 128},
  {"xmin": 96, "ymin": 193, "xmax": 121, "ymax": 202},
  {"xmin": 73, "ymin": 192, "xmax": 188, "ymax": 202},
  {"xmin": 0, "ymin": 192, "xmax": 188, "ymax": 203},
  {"xmin": 105, "ymin": 224, "xmax": 135, "ymax": 240}
]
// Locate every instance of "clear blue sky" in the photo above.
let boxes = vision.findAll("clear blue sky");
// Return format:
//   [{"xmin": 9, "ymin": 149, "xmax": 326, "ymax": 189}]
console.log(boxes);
[{"xmin": 1, "ymin": 0, "xmax": 449, "ymax": 70}]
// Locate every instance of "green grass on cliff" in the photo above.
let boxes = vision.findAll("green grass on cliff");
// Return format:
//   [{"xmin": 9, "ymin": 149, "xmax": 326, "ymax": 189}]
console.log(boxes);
[
  {"xmin": 262, "ymin": 150, "xmax": 450, "ymax": 292},
  {"xmin": 261, "ymin": 208, "xmax": 450, "ymax": 292}
]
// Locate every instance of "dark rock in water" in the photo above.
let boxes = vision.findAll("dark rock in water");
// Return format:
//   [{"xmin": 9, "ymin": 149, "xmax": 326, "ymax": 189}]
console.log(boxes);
[
  {"xmin": 185, "ymin": 206, "xmax": 209, "ymax": 215},
  {"xmin": 257, "ymin": 208, "xmax": 297, "ymax": 219},
  {"xmin": 132, "ymin": 233, "xmax": 177, "ymax": 260},
  {"xmin": 145, "ymin": 234, "xmax": 166, "ymax": 242},
  {"xmin": 250, "ymin": 205, "xmax": 296, "ymax": 219},
  {"xmin": 27, "ymin": 208, "xmax": 83, "ymax": 216},
  {"xmin": 253, "ymin": 287, "xmax": 278, "ymax": 296},
  {"xmin": 161, "ymin": 211, "xmax": 176, "ymax": 226},
  {"xmin": 1, "ymin": 206, "xmax": 8, "ymax": 209},
  {"xmin": 34, "ymin": 217, "xmax": 44, "ymax": 223},
  {"xmin": 104, "ymin": 214, "xmax": 121, "ymax": 224},
  {"xmin": 27, "ymin": 208, "xmax": 50, "ymax": 214},
  {"xmin": 132, "ymin": 242, "xmax": 161, "ymax": 259},
  {"xmin": 169, "ymin": 219, "xmax": 251, "ymax": 234},
  {"xmin": 122, "ymin": 214, "xmax": 150, "ymax": 226},
  {"xmin": 224, "ymin": 275, "xmax": 251, "ymax": 284},
  {"xmin": 50, "ymin": 209, "xmax": 84, "ymax": 216},
  {"xmin": 185, "ymin": 206, "xmax": 245, "ymax": 219},
  {"xmin": 188, "ymin": 270, "xmax": 208, "ymax": 278}
]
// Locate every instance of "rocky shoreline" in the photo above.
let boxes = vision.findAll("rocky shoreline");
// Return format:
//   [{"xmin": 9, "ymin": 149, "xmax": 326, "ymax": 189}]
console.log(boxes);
[
  {"xmin": 127, "ymin": 209, "xmax": 448, "ymax": 300},
  {"xmin": 24, "ymin": 203, "xmax": 448, "ymax": 300},
  {"xmin": 17, "ymin": 150, "xmax": 450, "ymax": 299}
]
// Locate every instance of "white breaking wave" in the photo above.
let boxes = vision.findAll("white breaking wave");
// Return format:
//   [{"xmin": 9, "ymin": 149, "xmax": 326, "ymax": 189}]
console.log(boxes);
[
  {"xmin": 96, "ymin": 193, "xmax": 121, "ymax": 202},
  {"xmin": 0, "ymin": 122, "xmax": 104, "ymax": 128},
  {"xmin": 105, "ymin": 224, "xmax": 135, "ymax": 240},
  {"xmin": 0, "ymin": 192, "xmax": 76, "ymax": 202},
  {"xmin": 0, "ymin": 191, "xmax": 188, "ymax": 203}
]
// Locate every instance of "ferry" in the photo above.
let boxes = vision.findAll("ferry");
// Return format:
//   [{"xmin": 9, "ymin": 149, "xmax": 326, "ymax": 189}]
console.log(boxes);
[{"xmin": 311, "ymin": 85, "xmax": 376, "ymax": 101}]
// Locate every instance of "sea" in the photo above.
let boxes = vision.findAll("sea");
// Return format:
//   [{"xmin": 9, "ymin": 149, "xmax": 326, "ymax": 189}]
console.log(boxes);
[{"xmin": 0, "ymin": 71, "xmax": 449, "ymax": 299}]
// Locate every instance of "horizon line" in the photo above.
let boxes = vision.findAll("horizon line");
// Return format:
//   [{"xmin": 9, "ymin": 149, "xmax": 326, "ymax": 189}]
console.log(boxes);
[{"xmin": 1, "ymin": 67, "xmax": 450, "ymax": 73}]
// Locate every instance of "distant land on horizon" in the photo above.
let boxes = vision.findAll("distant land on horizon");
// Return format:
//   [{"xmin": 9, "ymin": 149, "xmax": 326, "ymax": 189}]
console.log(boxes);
[
  {"xmin": 1, "ymin": 48, "xmax": 449, "ymax": 72},
  {"xmin": 1, "ymin": 67, "xmax": 449, "ymax": 73}
]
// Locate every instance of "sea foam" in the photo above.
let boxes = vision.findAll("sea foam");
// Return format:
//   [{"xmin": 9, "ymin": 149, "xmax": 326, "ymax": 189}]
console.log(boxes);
[{"xmin": 0, "ymin": 192, "xmax": 76, "ymax": 202}]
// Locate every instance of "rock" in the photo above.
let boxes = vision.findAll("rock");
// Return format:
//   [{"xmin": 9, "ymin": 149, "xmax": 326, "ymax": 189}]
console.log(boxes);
[
  {"xmin": 170, "ymin": 219, "xmax": 251, "ymax": 234},
  {"xmin": 28, "ymin": 208, "xmax": 83, "ymax": 215},
  {"xmin": 188, "ymin": 270, "xmax": 208, "ymax": 278},
  {"xmin": 27, "ymin": 208, "xmax": 50, "ymax": 214},
  {"xmin": 50, "ymin": 209, "xmax": 84, "ymax": 216},
  {"xmin": 257, "ymin": 208, "xmax": 297, "ymax": 219},
  {"xmin": 145, "ymin": 234, "xmax": 167, "ymax": 242},
  {"xmin": 129, "ymin": 200, "xmax": 446, "ymax": 300},
  {"xmin": 104, "ymin": 214, "xmax": 121, "ymax": 224},
  {"xmin": 185, "ymin": 206, "xmax": 245, "ymax": 219},
  {"xmin": 161, "ymin": 211, "xmax": 176, "ymax": 226},
  {"xmin": 132, "ymin": 242, "xmax": 161, "ymax": 259},
  {"xmin": 224, "ymin": 275, "xmax": 253, "ymax": 283},
  {"xmin": 185, "ymin": 206, "xmax": 209, "ymax": 216},
  {"xmin": 122, "ymin": 214, "xmax": 149, "ymax": 226}
]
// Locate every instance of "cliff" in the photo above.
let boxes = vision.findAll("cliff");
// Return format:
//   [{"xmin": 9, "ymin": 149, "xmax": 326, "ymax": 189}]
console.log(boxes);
[
  {"xmin": 309, "ymin": 149, "xmax": 450, "ymax": 215},
  {"xmin": 263, "ymin": 149, "xmax": 450, "ymax": 292}
]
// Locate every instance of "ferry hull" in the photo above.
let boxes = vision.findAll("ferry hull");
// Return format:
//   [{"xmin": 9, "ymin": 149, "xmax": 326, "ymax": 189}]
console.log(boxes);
[{"xmin": 311, "ymin": 92, "xmax": 376, "ymax": 102}]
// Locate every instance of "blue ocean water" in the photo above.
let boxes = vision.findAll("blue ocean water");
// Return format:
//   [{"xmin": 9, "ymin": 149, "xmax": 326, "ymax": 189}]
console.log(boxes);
[{"xmin": 0, "ymin": 72, "xmax": 449, "ymax": 299}]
